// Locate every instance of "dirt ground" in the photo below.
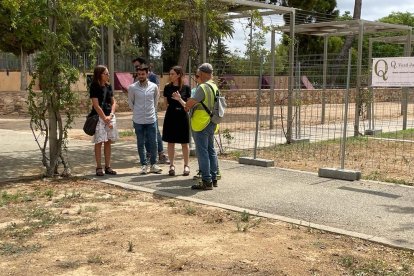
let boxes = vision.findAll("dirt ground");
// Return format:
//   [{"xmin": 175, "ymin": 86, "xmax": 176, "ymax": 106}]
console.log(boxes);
[{"xmin": 1, "ymin": 178, "xmax": 413, "ymax": 276}]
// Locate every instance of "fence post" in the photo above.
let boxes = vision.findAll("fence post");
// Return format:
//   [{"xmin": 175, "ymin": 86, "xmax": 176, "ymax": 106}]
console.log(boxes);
[
  {"xmin": 318, "ymin": 49, "xmax": 361, "ymax": 181},
  {"xmin": 239, "ymin": 54, "xmax": 274, "ymax": 168},
  {"xmin": 269, "ymin": 29, "xmax": 275, "ymax": 130},
  {"xmin": 253, "ymin": 55, "xmax": 264, "ymax": 159},
  {"xmin": 340, "ymin": 50, "xmax": 352, "ymax": 169}
]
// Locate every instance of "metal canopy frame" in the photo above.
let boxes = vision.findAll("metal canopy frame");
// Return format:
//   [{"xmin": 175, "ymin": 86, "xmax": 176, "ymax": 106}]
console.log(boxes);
[
  {"xmin": 217, "ymin": 0, "xmax": 296, "ymax": 137},
  {"xmin": 280, "ymin": 19, "xmax": 411, "ymax": 36}
]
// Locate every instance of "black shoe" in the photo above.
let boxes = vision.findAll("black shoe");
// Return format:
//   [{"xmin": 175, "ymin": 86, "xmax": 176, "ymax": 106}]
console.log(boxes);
[
  {"xmin": 213, "ymin": 180, "xmax": 218, "ymax": 187},
  {"xmin": 191, "ymin": 180, "xmax": 213, "ymax": 190}
]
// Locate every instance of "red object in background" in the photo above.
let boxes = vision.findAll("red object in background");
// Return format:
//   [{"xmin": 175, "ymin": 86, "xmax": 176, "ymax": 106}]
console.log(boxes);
[{"xmin": 114, "ymin": 72, "xmax": 134, "ymax": 90}]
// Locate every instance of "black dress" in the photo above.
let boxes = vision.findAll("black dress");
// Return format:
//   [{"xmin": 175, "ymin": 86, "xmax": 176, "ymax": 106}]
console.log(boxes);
[{"xmin": 162, "ymin": 83, "xmax": 191, "ymax": 143}]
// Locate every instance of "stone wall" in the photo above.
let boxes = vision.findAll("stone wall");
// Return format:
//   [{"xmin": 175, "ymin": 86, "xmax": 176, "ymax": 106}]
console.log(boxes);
[{"xmin": 0, "ymin": 88, "xmax": 410, "ymax": 116}]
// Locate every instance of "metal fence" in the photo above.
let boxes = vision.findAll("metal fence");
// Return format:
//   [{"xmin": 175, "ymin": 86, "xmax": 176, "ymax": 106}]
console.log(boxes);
[
  {"xmin": 0, "ymin": 51, "xmax": 137, "ymax": 72},
  {"xmin": 208, "ymin": 54, "xmax": 414, "ymax": 184}
]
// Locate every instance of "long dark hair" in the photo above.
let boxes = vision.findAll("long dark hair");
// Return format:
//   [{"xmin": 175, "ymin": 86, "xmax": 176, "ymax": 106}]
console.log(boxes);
[
  {"xmin": 92, "ymin": 65, "xmax": 107, "ymax": 86},
  {"xmin": 170, "ymin": 65, "xmax": 184, "ymax": 91}
]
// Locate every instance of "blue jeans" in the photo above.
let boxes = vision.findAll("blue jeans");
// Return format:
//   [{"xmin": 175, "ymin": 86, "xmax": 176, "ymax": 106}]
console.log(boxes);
[
  {"xmin": 133, "ymin": 122, "xmax": 158, "ymax": 165},
  {"xmin": 145, "ymin": 116, "xmax": 163, "ymax": 154},
  {"xmin": 192, "ymin": 122, "xmax": 218, "ymax": 182}
]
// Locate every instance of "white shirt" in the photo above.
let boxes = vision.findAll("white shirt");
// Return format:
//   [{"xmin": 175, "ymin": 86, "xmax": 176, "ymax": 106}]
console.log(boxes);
[{"xmin": 127, "ymin": 80, "xmax": 159, "ymax": 124}]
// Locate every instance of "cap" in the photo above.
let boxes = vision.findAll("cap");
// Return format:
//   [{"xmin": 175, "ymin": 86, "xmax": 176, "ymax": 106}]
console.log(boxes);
[{"xmin": 198, "ymin": 63, "xmax": 213, "ymax": 74}]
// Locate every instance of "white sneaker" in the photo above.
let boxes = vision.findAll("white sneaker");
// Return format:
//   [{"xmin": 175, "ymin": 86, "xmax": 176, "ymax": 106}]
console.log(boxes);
[
  {"xmin": 150, "ymin": 164, "xmax": 162, "ymax": 174},
  {"xmin": 140, "ymin": 165, "xmax": 148, "ymax": 175}
]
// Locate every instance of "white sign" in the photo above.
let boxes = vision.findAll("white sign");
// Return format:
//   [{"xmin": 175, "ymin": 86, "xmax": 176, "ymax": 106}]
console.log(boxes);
[{"xmin": 372, "ymin": 57, "xmax": 414, "ymax": 87}]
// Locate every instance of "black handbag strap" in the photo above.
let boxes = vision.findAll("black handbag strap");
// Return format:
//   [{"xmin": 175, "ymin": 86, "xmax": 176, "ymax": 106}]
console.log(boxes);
[{"xmin": 200, "ymin": 82, "xmax": 217, "ymax": 117}]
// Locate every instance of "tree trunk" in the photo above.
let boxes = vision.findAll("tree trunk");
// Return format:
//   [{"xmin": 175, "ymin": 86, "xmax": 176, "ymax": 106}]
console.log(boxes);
[
  {"xmin": 47, "ymin": 0, "xmax": 59, "ymax": 177},
  {"xmin": 178, "ymin": 20, "xmax": 194, "ymax": 73},
  {"xmin": 20, "ymin": 47, "xmax": 28, "ymax": 91},
  {"xmin": 330, "ymin": 0, "xmax": 362, "ymax": 87}
]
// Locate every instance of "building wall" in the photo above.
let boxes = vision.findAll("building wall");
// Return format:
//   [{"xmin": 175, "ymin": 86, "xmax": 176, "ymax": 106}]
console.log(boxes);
[{"xmin": 1, "ymin": 88, "xmax": 407, "ymax": 116}]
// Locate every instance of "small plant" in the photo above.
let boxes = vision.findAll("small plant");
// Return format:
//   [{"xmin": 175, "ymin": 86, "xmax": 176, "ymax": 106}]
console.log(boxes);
[
  {"xmin": 127, "ymin": 241, "xmax": 134, "ymax": 252},
  {"xmin": 222, "ymin": 128, "xmax": 234, "ymax": 145},
  {"xmin": 56, "ymin": 260, "xmax": 81, "ymax": 269},
  {"xmin": 87, "ymin": 254, "xmax": 104, "ymax": 264},
  {"xmin": 84, "ymin": 206, "xmax": 99, "ymax": 213},
  {"xmin": 44, "ymin": 189, "xmax": 54, "ymax": 200},
  {"xmin": 240, "ymin": 210, "xmax": 250, "ymax": 222},
  {"xmin": 236, "ymin": 211, "xmax": 262, "ymax": 232},
  {"xmin": 184, "ymin": 205, "xmax": 196, "ymax": 215},
  {"xmin": 119, "ymin": 129, "xmax": 135, "ymax": 137},
  {"xmin": 0, "ymin": 242, "xmax": 41, "ymax": 256},
  {"xmin": 0, "ymin": 191, "xmax": 21, "ymax": 206},
  {"xmin": 26, "ymin": 207, "xmax": 62, "ymax": 228},
  {"xmin": 339, "ymin": 255, "xmax": 355, "ymax": 268},
  {"xmin": 166, "ymin": 201, "xmax": 176, "ymax": 207},
  {"xmin": 77, "ymin": 226, "xmax": 99, "ymax": 235}
]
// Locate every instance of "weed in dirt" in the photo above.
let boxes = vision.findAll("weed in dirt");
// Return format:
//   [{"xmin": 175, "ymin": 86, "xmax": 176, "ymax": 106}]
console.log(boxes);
[
  {"xmin": 0, "ymin": 191, "xmax": 22, "ymax": 206},
  {"xmin": 166, "ymin": 200, "xmax": 177, "ymax": 207},
  {"xmin": 27, "ymin": 207, "xmax": 63, "ymax": 228},
  {"xmin": 236, "ymin": 211, "xmax": 262, "ymax": 232},
  {"xmin": 184, "ymin": 205, "xmax": 196, "ymax": 215},
  {"xmin": 71, "ymin": 217, "xmax": 94, "ymax": 225},
  {"xmin": 84, "ymin": 206, "xmax": 99, "ymax": 213},
  {"xmin": 4, "ymin": 226, "xmax": 34, "ymax": 240},
  {"xmin": 56, "ymin": 260, "xmax": 81, "ymax": 269},
  {"xmin": 77, "ymin": 226, "xmax": 100, "ymax": 235},
  {"xmin": 119, "ymin": 129, "xmax": 135, "ymax": 137},
  {"xmin": 65, "ymin": 190, "xmax": 82, "ymax": 199},
  {"xmin": 240, "ymin": 210, "xmax": 250, "ymax": 222},
  {"xmin": 169, "ymin": 254, "xmax": 187, "ymax": 271},
  {"xmin": 127, "ymin": 241, "xmax": 134, "ymax": 252},
  {"xmin": 87, "ymin": 254, "xmax": 104, "ymax": 264},
  {"xmin": 205, "ymin": 212, "xmax": 225, "ymax": 224},
  {"xmin": 44, "ymin": 189, "xmax": 54, "ymax": 200},
  {"xmin": 339, "ymin": 255, "xmax": 356, "ymax": 268},
  {"xmin": 0, "ymin": 242, "xmax": 41, "ymax": 255}
]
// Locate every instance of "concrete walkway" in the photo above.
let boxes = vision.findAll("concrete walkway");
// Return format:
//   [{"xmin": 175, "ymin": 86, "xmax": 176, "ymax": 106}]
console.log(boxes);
[{"xmin": 1, "ymin": 117, "xmax": 414, "ymax": 251}]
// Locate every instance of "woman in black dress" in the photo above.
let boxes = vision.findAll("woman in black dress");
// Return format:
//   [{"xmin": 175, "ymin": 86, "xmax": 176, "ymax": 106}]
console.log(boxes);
[{"xmin": 162, "ymin": 66, "xmax": 191, "ymax": 176}]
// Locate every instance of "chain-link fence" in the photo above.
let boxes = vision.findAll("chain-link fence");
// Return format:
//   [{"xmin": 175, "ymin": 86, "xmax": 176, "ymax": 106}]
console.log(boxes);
[{"xmin": 208, "ymin": 51, "xmax": 414, "ymax": 184}]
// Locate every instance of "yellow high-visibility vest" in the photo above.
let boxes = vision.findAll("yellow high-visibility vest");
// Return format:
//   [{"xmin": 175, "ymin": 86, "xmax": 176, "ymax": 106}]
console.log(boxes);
[{"xmin": 191, "ymin": 81, "xmax": 218, "ymax": 131}]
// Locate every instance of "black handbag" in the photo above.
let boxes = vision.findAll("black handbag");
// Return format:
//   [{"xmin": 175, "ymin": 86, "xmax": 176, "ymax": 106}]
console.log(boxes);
[
  {"xmin": 83, "ymin": 86, "xmax": 109, "ymax": 136},
  {"xmin": 83, "ymin": 114, "xmax": 99, "ymax": 136}
]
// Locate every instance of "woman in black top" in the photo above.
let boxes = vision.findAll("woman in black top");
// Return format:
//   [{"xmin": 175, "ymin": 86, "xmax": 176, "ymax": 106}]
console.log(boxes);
[
  {"xmin": 162, "ymin": 66, "xmax": 191, "ymax": 176},
  {"xmin": 89, "ymin": 65, "xmax": 119, "ymax": 176}
]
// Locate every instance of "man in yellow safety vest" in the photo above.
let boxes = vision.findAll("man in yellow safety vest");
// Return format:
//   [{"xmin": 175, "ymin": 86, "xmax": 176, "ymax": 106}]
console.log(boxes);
[{"xmin": 185, "ymin": 63, "xmax": 219, "ymax": 190}]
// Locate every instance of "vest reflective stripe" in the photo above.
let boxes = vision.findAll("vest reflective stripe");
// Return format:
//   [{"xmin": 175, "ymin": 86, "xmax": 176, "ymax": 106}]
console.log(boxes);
[{"xmin": 191, "ymin": 81, "xmax": 218, "ymax": 131}]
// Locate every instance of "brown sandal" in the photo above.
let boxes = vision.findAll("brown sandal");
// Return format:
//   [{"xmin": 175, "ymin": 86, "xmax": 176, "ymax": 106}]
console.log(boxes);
[
  {"xmin": 183, "ymin": 165, "xmax": 190, "ymax": 176},
  {"xmin": 105, "ymin": 167, "xmax": 117, "ymax": 175},
  {"xmin": 96, "ymin": 167, "xmax": 104, "ymax": 176},
  {"xmin": 168, "ymin": 165, "xmax": 175, "ymax": 176}
]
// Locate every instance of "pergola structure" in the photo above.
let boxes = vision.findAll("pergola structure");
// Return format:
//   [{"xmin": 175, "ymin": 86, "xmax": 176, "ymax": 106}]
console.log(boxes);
[
  {"xmin": 106, "ymin": 0, "xmax": 297, "ymax": 137},
  {"xmin": 281, "ymin": 19, "xmax": 413, "ymax": 135}
]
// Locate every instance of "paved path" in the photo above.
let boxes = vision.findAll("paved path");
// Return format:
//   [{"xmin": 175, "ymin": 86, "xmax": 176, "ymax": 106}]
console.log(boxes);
[{"xmin": 1, "ymin": 117, "xmax": 414, "ymax": 251}]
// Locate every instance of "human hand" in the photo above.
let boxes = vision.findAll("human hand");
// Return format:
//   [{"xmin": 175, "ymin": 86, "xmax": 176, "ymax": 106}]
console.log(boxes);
[
  {"xmin": 171, "ymin": 91, "xmax": 181, "ymax": 101},
  {"xmin": 104, "ymin": 116, "xmax": 111, "ymax": 124}
]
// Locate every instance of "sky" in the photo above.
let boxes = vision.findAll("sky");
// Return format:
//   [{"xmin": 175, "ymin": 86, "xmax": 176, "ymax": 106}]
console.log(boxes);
[{"xmin": 225, "ymin": 0, "xmax": 414, "ymax": 54}]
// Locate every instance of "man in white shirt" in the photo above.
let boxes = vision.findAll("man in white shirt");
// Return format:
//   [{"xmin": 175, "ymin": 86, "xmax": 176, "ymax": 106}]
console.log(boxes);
[{"xmin": 128, "ymin": 65, "xmax": 162, "ymax": 174}]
